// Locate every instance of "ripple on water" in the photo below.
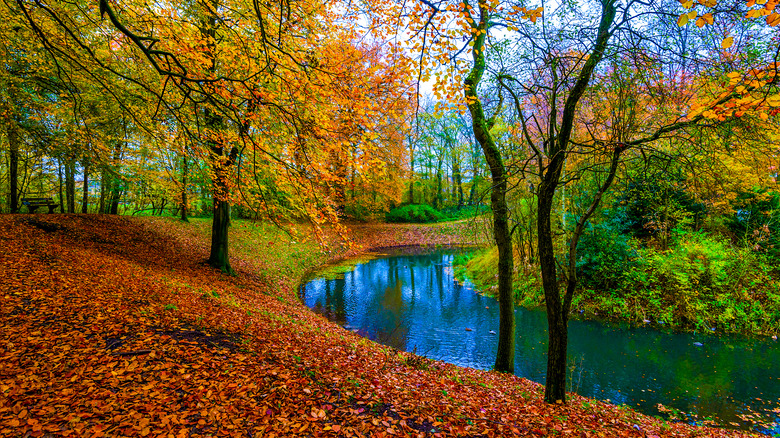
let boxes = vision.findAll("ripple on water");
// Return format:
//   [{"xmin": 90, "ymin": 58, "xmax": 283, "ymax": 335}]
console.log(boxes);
[{"xmin": 300, "ymin": 248, "xmax": 780, "ymax": 434}]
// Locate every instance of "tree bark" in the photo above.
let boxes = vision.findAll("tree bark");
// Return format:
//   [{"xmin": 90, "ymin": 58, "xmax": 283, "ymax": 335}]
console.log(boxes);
[
  {"xmin": 200, "ymin": 0, "xmax": 238, "ymax": 275},
  {"xmin": 537, "ymin": 154, "xmax": 567, "ymax": 402},
  {"xmin": 203, "ymin": 102, "xmax": 233, "ymax": 272},
  {"xmin": 7, "ymin": 120, "xmax": 19, "ymax": 214},
  {"xmin": 435, "ymin": 167, "xmax": 442, "ymax": 209},
  {"xmin": 58, "ymin": 158, "xmax": 65, "ymax": 213},
  {"xmin": 463, "ymin": 1, "xmax": 514, "ymax": 373},
  {"xmin": 81, "ymin": 159, "xmax": 90, "ymax": 213},
  {"xmin": 99, "ymin": 169, "xmax": 107, "ymax": 214},
  {"xmin": 454, "ymin": 159, "xmax": 463, "ymax": 208},
  {"xmin": 65, "ymin": 156, "xmax": 76, "ymax": 213},
  {"xmin": 538, "ymin": 0, "xmax": 617, "ymax": 403},
  {"xmin": 409, "ymin": 146, "xmax": 415, "ymax": 204},
  {"xmin": 2, "ymin": 88, "xmax": 20, "ymax": 213},
  {"xmin": 207, "ymin": 139, "xmax": 235, "ymax": 274},
  {"xmin": 180, "ymin": 152, "xmax": 189, "ymax": 222},
  {"xmin": 109, "ymin": 181, "xmax": 121, "ymax": 214},
  {"xmin": 107, "ymin": 139, "xmax": 125, "ymax": 215}
]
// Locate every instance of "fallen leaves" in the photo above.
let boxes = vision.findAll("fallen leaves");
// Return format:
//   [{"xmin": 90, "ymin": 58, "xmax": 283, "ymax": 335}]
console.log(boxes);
[{"xmin": 0, "ymin": 215, "xmax": 762, "ymax": 437}]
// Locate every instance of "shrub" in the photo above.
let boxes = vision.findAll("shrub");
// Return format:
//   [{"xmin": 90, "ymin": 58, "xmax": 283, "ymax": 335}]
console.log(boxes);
[
  {"xmin": 617, "ymin": 179, "xmax": 707, "ymax": 240},
  {"xmin": 385, "ymin": 204, "xmax": 445, "ymax": 223},
  {"xmin": 439, "ymin": 204, "xmax": 490, "ymax": 220},
  {"xmin": 575, "ymin": 208, "xmax": 639, "ymax": 291}
]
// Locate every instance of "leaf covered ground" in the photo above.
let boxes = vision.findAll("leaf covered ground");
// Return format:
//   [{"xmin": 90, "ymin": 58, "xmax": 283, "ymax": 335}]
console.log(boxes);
[{"xmin": 0, "ymin": 215, "xmax": 762, "ymax": 437}]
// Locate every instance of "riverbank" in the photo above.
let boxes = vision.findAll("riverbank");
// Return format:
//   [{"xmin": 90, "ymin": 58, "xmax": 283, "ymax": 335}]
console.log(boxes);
[
  {"xmin": 0, "ymin": 215, "xmax": 761, "ymax": 437},
  {"xmin": 455, "ymin": 245, "xmax": 780, "ymax": 338}
]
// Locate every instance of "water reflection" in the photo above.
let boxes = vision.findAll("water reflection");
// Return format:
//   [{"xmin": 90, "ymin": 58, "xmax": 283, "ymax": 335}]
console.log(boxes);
[{"xmin": 301, "ymin": 249, "xmax": 780, "ymax": 435}]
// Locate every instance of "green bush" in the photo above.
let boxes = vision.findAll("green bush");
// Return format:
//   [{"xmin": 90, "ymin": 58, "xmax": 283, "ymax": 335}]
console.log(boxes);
[
  {"xmin": 385, "ymin": 204, "xmax": 445, "ymax": 223},
  {"xmin": 576, "ymin": 208, "xmax": 638, "ymax": 291},
  {"xmin": 617, "ymin": 231, "xmax": 780, "ymax": 332},
  {"xmin": 617, "ymin": 179, "xmax": 707, "ymax": 240},
  {"xmin": 439, "ymin": 204, "xmax": 490, "ymax": 220},
  {"xmin": 455, "ymin": 213, "xmax": 780, "ymax": 334}
]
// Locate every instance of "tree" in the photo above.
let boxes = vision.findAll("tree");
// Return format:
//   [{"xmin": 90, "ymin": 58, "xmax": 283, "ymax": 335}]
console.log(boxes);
[
  {"xmin": 402, "ymin": 0, "xmax": 780, "ymax": 403},
  {"xmin": 6, "ymin": 0, "xmax": 412, "ymax": 269},
  {"xmin": 461, "ymin": 0, "xmax": 515, "ymax": 373},
  {"xmin": 0, "ymin": 74, "xmax": 21, "ymax": 213}
]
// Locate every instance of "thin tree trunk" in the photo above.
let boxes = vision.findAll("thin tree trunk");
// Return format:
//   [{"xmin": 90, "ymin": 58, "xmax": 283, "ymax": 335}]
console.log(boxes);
[
  {"xmin": 463, "ymin": 2, "xmax": 514, "ymax": 373},
  {"xmin": 435, "ymin": 168, "xmax": 442, "ymax": 209},
  {"xmin": 99, "ymin": 170, "xmax": 107, "ymax": 214},
  {"xmin": 538, "ymin": 0, "xmax": 617, "ymax": 404},
  {"xmin": 468, "ymin": 176, "xmax": 477, "ymax": 206},
  {"xmin": 2, "ymin": 76, "xmax": 20, "ymax": 213},
  {"xmin": 180, "ymin": 153, "xmax": 189, "ymax": 222},
  {"xmin": 1, "ymin": 102, "xmax": 20, "ymax": 213},
  {"xmin": 454, "ymin": 160, "xmax": 463, "ymax": 208},
  {"xmin": 409, "ymin": 149, "xmax": 415, "ymax": 204},
  {"xmin": 58, "ymin": 158, "xmax": 65, "ymax": 213},
  {"xmin": 7, "ymin": 119, "xmax": 19, "ymax": 213},
  {"xmin": 65, "ymin": 156, "xmax": 76, "ymax": 213},
  {"xmin": 81, "ymin": 160, "xmax": 90, "ymax": 213}
]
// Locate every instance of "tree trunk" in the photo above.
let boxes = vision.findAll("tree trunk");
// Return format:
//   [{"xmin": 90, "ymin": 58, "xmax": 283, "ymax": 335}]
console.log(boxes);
[
  {"xmin": 109, "ymin": 182, "xmax": 121, "ymax": 214},
  {"xmin": 99, "ymin": 170, "xmax": 107, "ymax": 214},
  {"xmin": 58, "ymin": 159, "xmax": 65, "ymax": 213},
  {"xmin": 103, "ymin": 137, "xmax": 125, "ymax": 215},
  {"xmin": 538, "ymin": 175, "xmax": 567, "ymax": 402},
  {"xmin": 468, "ymin": 176, "xmax": 477, "ymax": 206},
  {"xmin": 538, "ymin": 0, "xmax": 617, "ymax": 404},
  {"xmin": 203, "ymin": 104, "xmax": 236, "ymax": 274},
  {"xmin": 208, "ymin": 178, "xmax": 233, "ymax": 274},
  {"xmin": 463, "ymin": 2, "xmax": 514, "ymax": 373},
  {"xmin": 435, "ymin": 168, "xmax": 442, "ymax": 209},
  {"xmin": 204, "ymin": 106, "xmax": 237, "ymax": 274},
  {"xmin": 180, "ymin": 153, "xmax": 189, "ymax": 222},
  {"xmin": 65, "ymin": 156, "xmax": 76, "ymax": 213},
  {"xmin": 7, "ymin": 117, "xmax": 19, "ymax": 213},
  {"xmin": 409, "ymin": 148, "xmax": 415, "ymax": 204},
  {"xmin": 199, "ymin": 0, "xmax": 239, "ymax": 274},
  {"xmin": 2, "ymin": 76, "xmax": 20, "ymax": 213},
  {"xmin": 454, "ymin": 159, "xmax": 463, "ymax": 208},
  {"xmin": 81, "ymin": 160, "xmax": 90, "ymax": 213}
]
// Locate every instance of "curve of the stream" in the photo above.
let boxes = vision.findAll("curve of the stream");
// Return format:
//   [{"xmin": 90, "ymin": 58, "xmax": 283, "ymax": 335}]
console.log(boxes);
[{"xmin": 299, "ymin": 247, "xmax": 780, "ymax": 435}]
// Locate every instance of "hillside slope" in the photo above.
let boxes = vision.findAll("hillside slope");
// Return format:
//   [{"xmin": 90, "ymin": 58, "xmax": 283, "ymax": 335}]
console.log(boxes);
[{"xmin": 0, "ymin": 215, "xmax": 758, "ymax": 437}]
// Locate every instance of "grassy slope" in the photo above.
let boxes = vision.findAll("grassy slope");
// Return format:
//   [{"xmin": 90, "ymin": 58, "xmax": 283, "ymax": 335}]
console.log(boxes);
[{"xmin": 0, "ymin": 214, "xmax": 759, "ymax": 438}]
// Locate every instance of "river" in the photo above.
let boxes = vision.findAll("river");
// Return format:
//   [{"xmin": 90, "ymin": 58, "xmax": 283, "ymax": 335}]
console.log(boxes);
[{"xmin": 299, "ymin": 247, "xmax": 780, "ymax": 435}]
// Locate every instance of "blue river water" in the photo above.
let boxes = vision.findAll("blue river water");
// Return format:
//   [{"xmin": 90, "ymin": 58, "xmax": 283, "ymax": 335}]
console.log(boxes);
[{"xmin": 299, "ymin": 248, "xmax": 780, "ymax": 435}]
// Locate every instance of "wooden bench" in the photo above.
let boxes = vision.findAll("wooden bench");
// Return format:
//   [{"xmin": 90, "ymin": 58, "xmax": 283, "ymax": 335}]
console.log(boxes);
[{"xmin": 21, "ymin": 197, "xmax": 60, "ymax": 213}]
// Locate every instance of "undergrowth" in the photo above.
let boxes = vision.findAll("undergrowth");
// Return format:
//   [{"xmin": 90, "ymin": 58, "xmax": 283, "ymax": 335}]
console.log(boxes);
[{"xmin": 455, "ymin": 232, "xmax": 780, "ymax": 336}]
